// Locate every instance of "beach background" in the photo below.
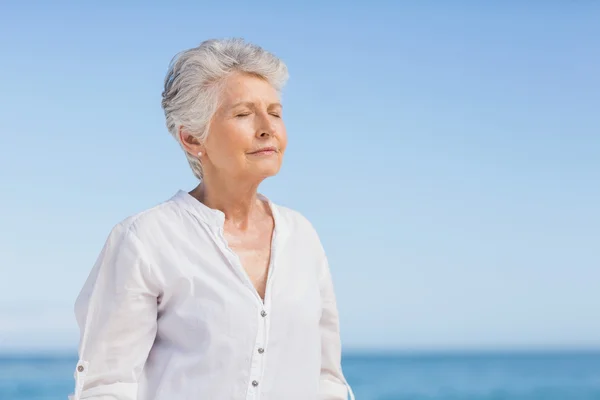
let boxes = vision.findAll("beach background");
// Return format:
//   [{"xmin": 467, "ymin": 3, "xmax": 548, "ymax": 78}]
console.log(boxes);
[
  {"xmin": 2, "ymin": 352, "xmax": 600, "ymax": 399},
  {"xmin": 1, "ymin": 1, "xmax": 599, "ymax": 399}
]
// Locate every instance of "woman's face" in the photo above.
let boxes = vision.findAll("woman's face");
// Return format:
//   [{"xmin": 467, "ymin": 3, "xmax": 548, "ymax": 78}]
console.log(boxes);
[{"xmin": 202, "ymin": 72, "xmax": 287, "ymax": 182}]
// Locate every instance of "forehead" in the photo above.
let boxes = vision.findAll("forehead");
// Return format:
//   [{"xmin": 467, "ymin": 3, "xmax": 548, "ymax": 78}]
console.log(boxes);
[{"xmin": 218, "ymin": 72, "xmax": 279, "ymax": 105}]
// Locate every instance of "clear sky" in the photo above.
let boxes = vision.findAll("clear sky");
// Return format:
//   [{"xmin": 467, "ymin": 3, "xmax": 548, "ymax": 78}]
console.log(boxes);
[{"xmin": 1, "ymin": 1, "xmax": 598, "ymax": 352}]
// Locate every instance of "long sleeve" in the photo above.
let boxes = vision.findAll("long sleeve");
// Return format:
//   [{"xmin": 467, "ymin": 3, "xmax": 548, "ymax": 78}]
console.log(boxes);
[
  {"xmin": 318, "ymin": 252, "xmax": 354, "ymax": 400},
  {"xmin": 69, "ymin": 223, "xmax": 160, "ymax": 400}
]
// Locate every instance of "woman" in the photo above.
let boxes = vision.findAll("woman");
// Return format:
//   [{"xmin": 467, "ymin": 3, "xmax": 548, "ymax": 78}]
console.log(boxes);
[{"xmin": 70, "ymin": 38, "xmax": 354, "ymax": 400}]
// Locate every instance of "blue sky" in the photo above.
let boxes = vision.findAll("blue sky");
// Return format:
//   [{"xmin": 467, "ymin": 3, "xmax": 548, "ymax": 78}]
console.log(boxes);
[{"xmin": 0, "ymin": 1, "xmax": 598, "ymax": 352}]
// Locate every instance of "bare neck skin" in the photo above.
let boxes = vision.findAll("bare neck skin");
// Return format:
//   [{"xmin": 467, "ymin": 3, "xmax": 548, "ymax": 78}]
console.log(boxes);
[{"xmin": 189, "ymin": 173, "xmax": 270, "ymax": 231}]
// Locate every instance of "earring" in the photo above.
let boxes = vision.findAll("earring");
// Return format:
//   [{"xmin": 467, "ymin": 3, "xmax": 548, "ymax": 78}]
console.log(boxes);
[{"xmin": 197, "ymin": 151, "xmax": 202, "ymax": 157}]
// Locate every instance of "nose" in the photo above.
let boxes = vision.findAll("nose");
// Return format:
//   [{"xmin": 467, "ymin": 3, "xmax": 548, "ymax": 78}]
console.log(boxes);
[{"xmin": 256, "ymin": 113, "xmax": 276, "ymax": 138}]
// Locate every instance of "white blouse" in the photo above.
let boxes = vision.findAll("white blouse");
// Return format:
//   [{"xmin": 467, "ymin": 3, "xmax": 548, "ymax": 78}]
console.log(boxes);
[{"xmin": 69, "ymin": 190, "xmax": 354, "ymax": 400}]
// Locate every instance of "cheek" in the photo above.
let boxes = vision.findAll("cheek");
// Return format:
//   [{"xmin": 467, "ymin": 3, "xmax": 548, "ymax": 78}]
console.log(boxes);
[
  {"xmin": 210, "ymin": 124, "xmax": 253, "ymax": 163},
  {"xmin": 277, "ymin": 124, "xmax": 288, "ymax": 150}
]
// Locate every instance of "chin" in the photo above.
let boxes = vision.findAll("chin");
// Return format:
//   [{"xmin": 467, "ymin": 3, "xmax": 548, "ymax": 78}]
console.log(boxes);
[
  {"xmin": 251, "ymin": 164, "xmax": 281, "ymax": 179},
  {"xmin": 260, "ymin": 167, "xmax": 281, "ymax": 178}
]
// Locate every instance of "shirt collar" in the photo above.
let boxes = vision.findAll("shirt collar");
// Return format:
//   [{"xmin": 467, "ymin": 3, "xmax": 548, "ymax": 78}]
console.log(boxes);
[{"xmin": 171, "ymin": 189, "xmax": 282, "ymax": 232}]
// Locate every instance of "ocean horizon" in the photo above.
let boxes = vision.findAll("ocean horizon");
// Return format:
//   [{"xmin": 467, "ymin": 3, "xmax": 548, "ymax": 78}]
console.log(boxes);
[{"xmin": 1, "ymin": 349, "xmax": 599, "ymax": 399}]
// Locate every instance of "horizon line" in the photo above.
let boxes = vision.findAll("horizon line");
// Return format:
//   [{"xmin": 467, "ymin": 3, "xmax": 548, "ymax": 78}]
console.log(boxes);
[{"xmin": 2, "ymin": 346, "xmax": 600, "ymax": 357}]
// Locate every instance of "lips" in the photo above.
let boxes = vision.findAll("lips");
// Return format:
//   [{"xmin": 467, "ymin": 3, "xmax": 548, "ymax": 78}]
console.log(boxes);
[{"xmin": 249, "ymin": 147, "xmax": 277, "ymax": 154}]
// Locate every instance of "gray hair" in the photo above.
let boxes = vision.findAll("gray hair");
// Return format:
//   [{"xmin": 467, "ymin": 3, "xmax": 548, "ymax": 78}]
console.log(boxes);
[{"xmin": 161, "ymin": 38, "xmax": 289, "ymax": 180}]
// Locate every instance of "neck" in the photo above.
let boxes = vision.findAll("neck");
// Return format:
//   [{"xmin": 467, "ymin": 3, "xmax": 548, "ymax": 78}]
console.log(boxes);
[{"xmin": 190, "ymin": 173, "xmax": 265, "ymax": 230}]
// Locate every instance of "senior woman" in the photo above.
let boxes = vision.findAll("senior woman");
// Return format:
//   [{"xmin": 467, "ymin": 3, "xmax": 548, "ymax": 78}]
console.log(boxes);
[{"xmin": 69, "ymin": 38, "xmax": 354, "ymax": 400}]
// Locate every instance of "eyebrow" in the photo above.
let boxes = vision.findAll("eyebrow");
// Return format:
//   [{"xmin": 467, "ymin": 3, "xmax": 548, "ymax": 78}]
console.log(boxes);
[{"xmin": 230, "ymin": 101, "xmax": 283, "ymax": 109}]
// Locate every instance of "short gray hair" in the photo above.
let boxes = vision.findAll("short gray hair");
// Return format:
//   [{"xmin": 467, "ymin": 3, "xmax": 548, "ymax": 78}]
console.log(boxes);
[{"xmin": 161, "ymin": 38, "xmax": 289, "ymax": 180}]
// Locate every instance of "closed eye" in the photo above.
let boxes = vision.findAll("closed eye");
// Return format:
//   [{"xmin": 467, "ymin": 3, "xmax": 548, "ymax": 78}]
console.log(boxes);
[
  {"xmin": 236, "ymin": 113, "xmax": 251, "ymax": 118},
  {"xmin": 269, "ymin": 113, "xmax": 281, "ymax": 118}
]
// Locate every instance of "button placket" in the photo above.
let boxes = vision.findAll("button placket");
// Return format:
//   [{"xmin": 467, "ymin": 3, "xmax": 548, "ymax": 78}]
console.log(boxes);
[
  {"xmin": 247, "ymin": 221, "xmax": 277, "ymax": 400},
  {"xmin": 247, "ymin": 306, "xmax": 269, "ymax": 398}
]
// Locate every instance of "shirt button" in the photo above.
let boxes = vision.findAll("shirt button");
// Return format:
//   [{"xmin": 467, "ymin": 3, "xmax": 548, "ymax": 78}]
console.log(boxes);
[
  {"xmin": 77, "ymin": 365, "xmax": 84, "ymax": 372},
  {"xmin": 260, "ymin": 310, "xmax": 267, "ymax": 317},
  {"xmin": 258, "ymin": 348, "xmax": 265, "ymax": 354},
  {"xmin": 252, "ymin": 380, "xmax": 259, "ymax": 387}
]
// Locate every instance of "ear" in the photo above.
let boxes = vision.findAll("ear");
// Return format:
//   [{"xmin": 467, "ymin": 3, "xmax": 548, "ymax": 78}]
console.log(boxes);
[{"xmin": 179, "ymin": 127, "xmax": 204, "ymax": 157}]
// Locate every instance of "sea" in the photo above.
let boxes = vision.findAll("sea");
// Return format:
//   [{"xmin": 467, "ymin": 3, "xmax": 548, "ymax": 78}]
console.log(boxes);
[{"xmin": 1, "ymin": 351, "xmax": 599, "ymax": 399}]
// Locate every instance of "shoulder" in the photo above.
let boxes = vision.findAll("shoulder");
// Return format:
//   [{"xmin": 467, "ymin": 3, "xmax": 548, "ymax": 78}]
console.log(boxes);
[
  {"xmin": 108, "ymin": 195, "xmax": 186, "ymax": 244},
  {"xmin": 274, "ymin": 203, "xmax": 315, "ymax": 232},
  {"xmin": 272, "ymin": 203, "xmax": 324, "ymax": 251}
]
